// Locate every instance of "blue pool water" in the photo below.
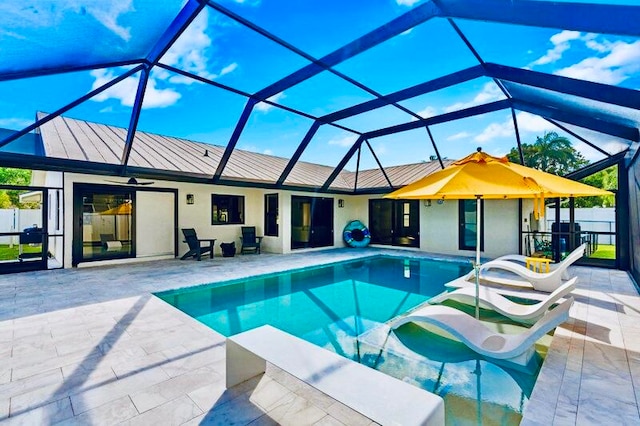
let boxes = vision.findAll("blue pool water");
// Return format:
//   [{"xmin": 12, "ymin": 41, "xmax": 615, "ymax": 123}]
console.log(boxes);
[{"xmin": 157, "ymin": 256, "xmax": 540, "ymax": 425}]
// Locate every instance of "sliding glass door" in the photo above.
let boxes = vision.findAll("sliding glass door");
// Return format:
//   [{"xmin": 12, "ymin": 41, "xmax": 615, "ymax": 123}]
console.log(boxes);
[
  {"xmin": 291, "ymin": 196, "xmax": 333, "ymax": 249},
  {"xmin": 369, "ymin": 199, "xmax": 420, "ymax": 247},
  {"xmin": 73, "ymin": 184, "xmax": 135, "ymax": 265}
]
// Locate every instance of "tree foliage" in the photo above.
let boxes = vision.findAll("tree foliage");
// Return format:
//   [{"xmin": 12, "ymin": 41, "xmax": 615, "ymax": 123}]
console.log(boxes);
[
  {"xmin": 575, "ymin": 166, "xmax": 617, "ymax": 208},
  {"xmin": 507, "ymin": 132, "xmax": 614, "ymax": 208},
  {"xmin": 506, "ymin": 131, "xmax": 589, "ymax": 176},
  {"xmin": 0, "ymin": 167, "xmax": 33, "ymax": 208}
]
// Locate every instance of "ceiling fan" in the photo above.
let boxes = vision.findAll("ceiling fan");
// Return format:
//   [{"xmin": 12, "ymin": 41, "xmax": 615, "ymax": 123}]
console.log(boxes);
[{"xmin": 105, "ymin": 177, "xmax": 155, "ymax": 186}]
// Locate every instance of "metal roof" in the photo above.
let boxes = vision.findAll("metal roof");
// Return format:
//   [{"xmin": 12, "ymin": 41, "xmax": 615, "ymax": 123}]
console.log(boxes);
[{"xmin": 35, "ymin": 112, "xmax": 397, "ymax": 191}]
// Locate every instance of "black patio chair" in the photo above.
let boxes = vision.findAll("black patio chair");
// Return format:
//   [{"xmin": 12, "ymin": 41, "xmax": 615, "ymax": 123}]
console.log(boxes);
[
  {"xmin": 180, "ymin": 228, "xmax": 215, "ymax": 261},
  {"xmin": 240, "ymin": 226, "xmax": 262, "ymax": 254}
]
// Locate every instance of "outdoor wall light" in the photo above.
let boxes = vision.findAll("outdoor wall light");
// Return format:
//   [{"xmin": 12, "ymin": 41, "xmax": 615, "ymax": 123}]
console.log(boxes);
[
  {"xmin": 424, "ymin": 200, "xmax": 431, "ymax": 207},
  {"xmin": 186, "ymin": 194, "xmax": 195, "ymax": 205},
  {"xmin": 338, "ymin": 199, "xmax": 345, "ymax": 208}
]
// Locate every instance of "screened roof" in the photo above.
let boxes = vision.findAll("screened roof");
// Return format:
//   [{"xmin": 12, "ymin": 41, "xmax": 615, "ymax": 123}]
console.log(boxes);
[{"xmin": 0, "ymin": 0, "xmax": 639, "ymax": 193}]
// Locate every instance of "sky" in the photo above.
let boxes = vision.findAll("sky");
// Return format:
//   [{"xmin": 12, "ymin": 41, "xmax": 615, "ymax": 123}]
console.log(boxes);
[{"xmin": 0, "ymin": 0, "xmax": 639, "ymax": 172}]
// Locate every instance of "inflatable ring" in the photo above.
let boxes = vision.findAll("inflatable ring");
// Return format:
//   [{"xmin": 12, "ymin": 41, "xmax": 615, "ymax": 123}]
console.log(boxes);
[{"xmin": 343, "ymin": 220, "xmax": 371, "ymax": 248}]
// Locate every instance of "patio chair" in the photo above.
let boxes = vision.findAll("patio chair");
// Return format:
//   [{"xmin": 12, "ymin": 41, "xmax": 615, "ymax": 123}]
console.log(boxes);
[
  {"xmin": 429, "ymin": 277, "xmax": 577, "ymax": 324},
  {"xmin": 476, "ymin": 244, "xmax": 585, "ymax": 292},
  {"xmin": 391, "ymin": 297, "xmax": 574, "ymax": 366},
  {"xmin": 180, "ymin": 228, "xmax": 215, "ymax": 261},
  {"xmin": 240, "ymin": 226, "xmax": 262, "ymax": 254}
]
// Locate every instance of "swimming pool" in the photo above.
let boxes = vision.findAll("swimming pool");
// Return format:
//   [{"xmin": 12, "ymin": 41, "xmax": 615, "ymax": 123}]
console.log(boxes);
[{"xmin": 157, "ymin": 255, "xmax": 540, "ymax": 425}]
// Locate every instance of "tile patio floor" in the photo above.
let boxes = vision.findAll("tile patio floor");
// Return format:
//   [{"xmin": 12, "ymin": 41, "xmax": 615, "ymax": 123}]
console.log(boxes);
[{"xmin": 0, "ymin": 248, "xmax": 638, "ymax": 425}]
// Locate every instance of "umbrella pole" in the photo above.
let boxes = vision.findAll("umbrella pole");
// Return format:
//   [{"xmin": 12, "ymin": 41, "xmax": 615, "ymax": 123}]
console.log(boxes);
[{"xmin": 475, "ymin": 196, "xmax": 481, "ymax": 320}]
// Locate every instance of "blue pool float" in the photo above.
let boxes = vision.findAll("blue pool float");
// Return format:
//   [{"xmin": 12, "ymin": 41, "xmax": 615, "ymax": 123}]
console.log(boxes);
[{"xmin": 343, "ymin": 220, "xmax": 371, "ymax": 248}]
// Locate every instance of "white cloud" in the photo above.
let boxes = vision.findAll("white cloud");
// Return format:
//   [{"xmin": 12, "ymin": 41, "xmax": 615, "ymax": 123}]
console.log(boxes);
[
  {"xmin": 550, "ymin": 30, "xmax": 581, "ymax": 46},
  {"xmin": 555, "ymin": 40, "xmax": 640, "ymax": 85},
  {"xmin": 473, "ymin": 112, "xmax": 553, "ymax": 144},
  {"xmin": 584, "ymin": 33, "xmax": 613, "ymax": 54},
  {"xmin": 396, "ymin": 0, "xmax": 421, "ymax": 6},
  {"xmin": 255, "ymin": 92, "xmax": 286, "ymax": 112},
  {"xmin": 513, "ymin": 112, "xmax": 551, "ymax": 133},
  {"xmin": 160, "ymin": 9, "xmax": 239, "ymax": 85},
  {"xmin": 86, "ymin": 1, "xmax": 134, "ymax": 41},
  {"xmin": 220, "ymin": 63, "xmax": 238, "ymax": 76},
  {"xmin": 91, "ymin": 69, "xmax": 181, "ymax": 109},
  {"xmin": 89, "ymin": 7, "xmax": 241, "ymax": 109},
  {"xmin": 162, "ymin": 8, "xmax": 215, "ymax": 80},
  {"xmin": 474, "ymin": 121, "xmax": 513, "ymax": 143},
  {"xmin": 529, "ymin": 31, "xmax": 640, "ymax": 85},
  {"xmin": 1, "ymin": 1, "xmax": 134, "ymax": 41},
  {"xmin": 446, "ymin": 131, "xmax": 471, "ymax": 141},
  {"xmin": 444, "ymin": 82, "xmax": 503, "ymax": 113},
  {"xmin": 417, "ymin": 106, "xmax": 437, "ymax": 119},
  {"xmin": 529, "ymin": 30, "xmax": 580, "ymax": 67},
  {"xmin": 328, "ymin": 135, "xmax": 358, "ymax": 148},
  {"xmin": 0, "ymin": 117, "xmax": 33, "ymax": 130}
]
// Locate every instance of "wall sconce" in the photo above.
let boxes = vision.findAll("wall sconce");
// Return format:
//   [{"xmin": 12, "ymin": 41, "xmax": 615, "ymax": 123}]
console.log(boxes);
[
  {"xmin": 186, "ymin": 194, "xmax": 195, "ymax": 205},
  {"xmin": 338, "ymin": 199, "xmax": 345, "ymax": 208}
]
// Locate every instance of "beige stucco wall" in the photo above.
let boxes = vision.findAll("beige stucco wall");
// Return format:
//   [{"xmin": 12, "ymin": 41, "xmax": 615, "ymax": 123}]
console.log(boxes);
[
  {"xmin": 59, "ymin": 173, "xmax": 527, "ymax": 268},
  {"xmin": 421, "ymin": 198, "xmax": 534, "ymax": 259}
]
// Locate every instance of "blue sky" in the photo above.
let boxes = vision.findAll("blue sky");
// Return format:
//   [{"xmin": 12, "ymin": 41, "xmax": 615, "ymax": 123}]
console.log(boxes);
[{"xmin": 0, "ymin": 0, "xmax": 639, "ymax": 171}]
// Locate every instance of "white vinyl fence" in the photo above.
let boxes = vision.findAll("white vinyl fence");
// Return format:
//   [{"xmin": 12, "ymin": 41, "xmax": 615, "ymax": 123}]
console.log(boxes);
[
  {"xmin": 0, "ymin": 209, "xmax": 42, "ymax": 245},
  {"xmin": 545, "ymin": 207, "xmax": 616, "ymax": 245}
]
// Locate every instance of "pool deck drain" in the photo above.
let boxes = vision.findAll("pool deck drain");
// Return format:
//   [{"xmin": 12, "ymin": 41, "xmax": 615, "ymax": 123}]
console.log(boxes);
[{"xmin": 0, "ymin": 247, "xmax": 638, "ymax": 425}]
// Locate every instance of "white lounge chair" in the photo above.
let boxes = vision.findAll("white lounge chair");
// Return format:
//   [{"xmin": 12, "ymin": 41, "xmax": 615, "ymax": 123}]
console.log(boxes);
[
  {"xmin": 493, "ymin": 243, "xmax": 586, "ymax": 280},
  {"xmin": 429, "ymin": 277, "xmax": 577, "ymax": 324},
  {"xmin": 475, "ymin": 244, "xmax": 586, "ymax": 293},
  {"xmin": 391, "ymin": 297, "xmax": 573, "ymax": 366}
]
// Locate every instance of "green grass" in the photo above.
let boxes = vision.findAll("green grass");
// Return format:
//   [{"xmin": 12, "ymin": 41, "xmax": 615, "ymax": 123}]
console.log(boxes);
[
  {"xmin": 0, "ymin": 244, "xmax": 41, "ymax": 261},
  {"xmin": 589, "ymin": 244, "xmax": 616, "ymax": 260}
]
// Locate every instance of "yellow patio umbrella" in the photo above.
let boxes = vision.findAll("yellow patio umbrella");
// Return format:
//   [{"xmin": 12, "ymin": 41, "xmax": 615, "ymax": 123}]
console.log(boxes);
[
  {"xmin": 102, "ymin": 201, "xmax": 132, "ymax": 242},
  {"xmin": 385, "ymin": 148, "xmax": 612, "ymax": 318},
  {"xmin": 102, "ymin": 201, "xmax": 132, "ymax": 215}
]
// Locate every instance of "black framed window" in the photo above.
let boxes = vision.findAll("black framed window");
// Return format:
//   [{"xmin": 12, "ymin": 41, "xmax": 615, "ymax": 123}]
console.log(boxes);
[
  {"xmin": 212, "ymin": 194, "xmax": 244, "ymax": 225},
  {"xmin": 264, "ymin": 193, "xmax": 278, "ymax": 236}
]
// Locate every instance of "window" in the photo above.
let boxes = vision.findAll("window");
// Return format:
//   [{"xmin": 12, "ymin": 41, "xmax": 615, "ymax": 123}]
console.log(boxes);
[
  {"xmin": 264, "ymin": 193, "xmax": 278, "ymax": 236},
  {"xmin": 212, "ymin": 194, "xmax": 244, "ymax": 225}
]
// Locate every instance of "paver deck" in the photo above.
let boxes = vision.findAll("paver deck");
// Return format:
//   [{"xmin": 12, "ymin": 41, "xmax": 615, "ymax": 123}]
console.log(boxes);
[{"xmin": 0, "ymin": 248, "xmax": 638, "ymax": 425}]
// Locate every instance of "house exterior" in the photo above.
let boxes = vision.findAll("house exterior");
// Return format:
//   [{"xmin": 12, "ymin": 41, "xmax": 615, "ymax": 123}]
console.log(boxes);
[{"xmin": 22, "ymin": 113, "xmax": 531, "ymax": 269}]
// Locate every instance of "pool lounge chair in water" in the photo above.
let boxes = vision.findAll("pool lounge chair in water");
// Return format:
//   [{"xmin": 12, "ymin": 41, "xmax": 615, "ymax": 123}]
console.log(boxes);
[
  {"xmin": 430, "ymin": 277, "xmax": 577, "ymax": 324},
  {"xmin": 472, "ymin": 244, "xmax": 585, "ymax": 293},
  {"xmin": 391, "ymin": 297, "xmax": 573, "ymax": 366}
]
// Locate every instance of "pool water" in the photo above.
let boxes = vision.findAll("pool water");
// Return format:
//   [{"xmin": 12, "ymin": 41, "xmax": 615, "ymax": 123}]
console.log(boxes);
[{"xmin": 157, "ymin": 256, "xmax": 541, "ymax": 425}]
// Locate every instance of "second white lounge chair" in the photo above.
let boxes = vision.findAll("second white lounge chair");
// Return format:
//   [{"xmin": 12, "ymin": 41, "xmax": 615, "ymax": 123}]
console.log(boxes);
[
  {"xmin": 429, "ymin": 277, "xmax": 577, "ymax": 324},
  {"xmin": 391, "ymin": 297, "xmax": 574, "ymax": 366},
  {"xmin": 475, "ymin": 244, "xmax": 585, "ymax": 292}
]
